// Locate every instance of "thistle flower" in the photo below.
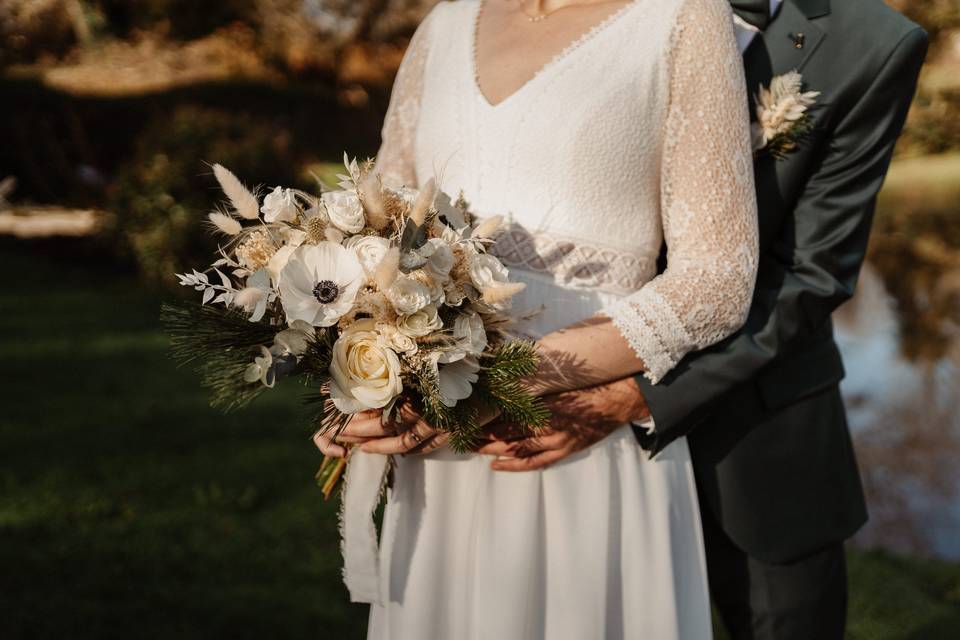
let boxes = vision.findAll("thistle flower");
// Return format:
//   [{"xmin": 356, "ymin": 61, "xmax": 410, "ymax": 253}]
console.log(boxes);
[
  {"xmin": 212, "ymin": 164, "xmax": 260, "ymax": 220},
  {"xmin": 305, "ymin": 215, "xmax": 327, "ymax": 244},
  {"xmin": 208, "ymin": 211, "xmax": 242, "ymax": 236}
]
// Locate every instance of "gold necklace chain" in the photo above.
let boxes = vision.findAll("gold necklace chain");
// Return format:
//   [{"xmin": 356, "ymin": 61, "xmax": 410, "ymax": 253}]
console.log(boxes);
[{"xmin": 517, "ymin": 0, "xmax": 626, "ymax": 23}]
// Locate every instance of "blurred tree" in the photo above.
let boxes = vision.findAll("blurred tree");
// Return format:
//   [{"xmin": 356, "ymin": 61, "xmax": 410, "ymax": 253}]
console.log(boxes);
[{"xmin": 886, "ymin": 0, "xmax": 960, "ymax": 49}]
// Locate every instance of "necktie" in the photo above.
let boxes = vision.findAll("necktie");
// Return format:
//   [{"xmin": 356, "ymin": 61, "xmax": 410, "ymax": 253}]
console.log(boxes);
[{"xmin": 730, "ymin": 0, "xmax": 771, "ymax": 30}]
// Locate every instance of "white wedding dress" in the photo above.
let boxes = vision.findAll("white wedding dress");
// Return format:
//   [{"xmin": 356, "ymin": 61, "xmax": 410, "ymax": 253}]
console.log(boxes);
[{"xmin": 359, "ymin": 0, "xmax": 758, "ymax": 638}]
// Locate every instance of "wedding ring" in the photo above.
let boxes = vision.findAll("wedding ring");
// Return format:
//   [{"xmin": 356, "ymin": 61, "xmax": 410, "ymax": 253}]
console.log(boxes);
[{"xmin": 408, "ymin": 430, "xmax": 423, "ymax": 444}]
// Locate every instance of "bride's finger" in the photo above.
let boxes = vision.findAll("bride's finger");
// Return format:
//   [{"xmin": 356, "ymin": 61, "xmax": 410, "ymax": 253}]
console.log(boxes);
[
  {"xmin": 509, "ymin": 432, "xmax": 567, "ymax": 457},
  {"xmin": 412, "ymin": 432, "xmax": 449, "ymax": 456},
  {"xmin": 341, "ymin": 415, "xmax": 396, "ymax": 438},
  {"xmin": 492, "ymin": 448, "xmax": 567, "ymax": 472},
  {"xmin": 360, "ymin": 421, "xmax": 436, "ymax": 454},
  {"xmin": 312, "ymin": 431, "xmax": 345, "ymax": 458},
  {"xmin": 475, "ymin": 440, "xmax": 516, "ymax": 457}
]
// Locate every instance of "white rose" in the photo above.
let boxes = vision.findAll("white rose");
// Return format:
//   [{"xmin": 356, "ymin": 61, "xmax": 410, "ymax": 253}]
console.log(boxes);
[
  {"xmin": 469, "ymin": 253, "xmax": 510, "ymax": 291},
  {"xmin": 387, "ymin": 275, "xmax": 432, "ymax": 315},
  {"xmin": 397, "ymin": 304, "xmax": 443, "ymax": 337},
  {"xmin": 261, "ymin": 186, "xmax": 298, "ymax": 223},
  {"xmin": 345, "ymin": 235, "xmax": 390, "ymax": 281},
  {"xmin": 375, "ymin": 321, "xmax": 418, "ymax": 355},
  {"xmin": 322, "ymin": 190, "xmax": 366, "ymax": 234},
  {"xmin": 329, "ymin": 318, "xmax": 403, "ymax": 413}
]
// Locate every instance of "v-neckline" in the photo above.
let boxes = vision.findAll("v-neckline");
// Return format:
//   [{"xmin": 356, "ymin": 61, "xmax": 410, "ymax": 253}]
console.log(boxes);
[{"xmin": 470, "ymin": 0, "xmax": 638, "ymax": 110}]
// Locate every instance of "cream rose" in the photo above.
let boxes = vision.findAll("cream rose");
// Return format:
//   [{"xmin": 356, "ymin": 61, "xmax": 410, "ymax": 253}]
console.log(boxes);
[
  {"xmin": 397, "ymin": 304, "xmax": 443, "ymax": 337},
  {"xmin": 322, "ymin": 190, "xmax": 366, "ymax": 234},
  {"xmin": 387, "ymin": 275, "xmax": 432, "ymax": 315},
  {"xmin": 329, "ymin": 319, "xmax": 403, "ymax": 413}
]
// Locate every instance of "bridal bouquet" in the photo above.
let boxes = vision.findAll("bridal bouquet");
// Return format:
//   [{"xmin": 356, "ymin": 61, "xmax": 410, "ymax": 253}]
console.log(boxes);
[{"xmin": 161, "ymin": 155, "xmax": 549, "ymax": 496}]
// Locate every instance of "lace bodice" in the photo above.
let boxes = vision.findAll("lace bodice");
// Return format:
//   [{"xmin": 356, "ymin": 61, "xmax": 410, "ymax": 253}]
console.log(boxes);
[{"xmin": 373, "ymin": 0, "xmax": 758, "ymax": 383}]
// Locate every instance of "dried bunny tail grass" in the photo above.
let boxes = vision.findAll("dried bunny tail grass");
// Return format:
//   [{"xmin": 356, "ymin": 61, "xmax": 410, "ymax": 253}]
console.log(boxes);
[
  {"xmin": 473, "ymin": 215, "xmax": 503, "ymax": 239},
  {"xmin": 233, "ymin": 286, "xmax": 265, "ymax": 310},
  {"xmin": 212, "ymin": 164, "xmax": 260, "ymax": 220},
  {"xmin": 481, "ymin": 282, "xmax": 526, "ymax": 306},
  {"xmin": 374, "ymin": 247, "xmax": 400, "ymax": 291},
  {"xmin": 207, "ymin": 211, "xmax": 242, "ymax": 236},
  {"xmin": 409, "ymin": 177, "xmax": 436, "ymax": 227},
  {"xmin": 359, "ymin": 172, "xmax": 391, "ymax": 231}
]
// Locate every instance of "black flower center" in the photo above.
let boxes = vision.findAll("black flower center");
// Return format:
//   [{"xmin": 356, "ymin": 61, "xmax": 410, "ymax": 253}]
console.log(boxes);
[{"xmin": 312, "ymin": 280, "xmax": 340, "ymax": 304}]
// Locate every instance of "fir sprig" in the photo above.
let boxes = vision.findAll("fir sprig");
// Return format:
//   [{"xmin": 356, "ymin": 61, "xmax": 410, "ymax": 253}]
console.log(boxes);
[
  {"xmin": 478, "ymin": 340, "xmax": 551, "ymax": 433},
  {"xmin": 160, "ymin": 301, "xmax": 278, "ymax": 411}
]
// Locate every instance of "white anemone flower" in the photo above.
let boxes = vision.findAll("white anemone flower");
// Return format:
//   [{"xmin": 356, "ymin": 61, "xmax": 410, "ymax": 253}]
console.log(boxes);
[
  {"xmin": 427, "ymin": 352, "xmax": 480, "ymax": 407},
  {"xmin": 278, "ymin": 242, "xmax": 364, "ymax": 327}
]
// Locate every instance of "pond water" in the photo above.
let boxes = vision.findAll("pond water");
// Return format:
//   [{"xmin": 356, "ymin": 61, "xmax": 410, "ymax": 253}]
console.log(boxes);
[{"xmin": 835, "ymin": 265, "xmax": 960, "ymax": 558}]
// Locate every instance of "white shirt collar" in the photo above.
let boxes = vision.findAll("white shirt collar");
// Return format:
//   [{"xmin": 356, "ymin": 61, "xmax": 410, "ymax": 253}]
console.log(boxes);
[{"xmin": 733, "ymin": 0, "xmax": 784, "ymax": 52}]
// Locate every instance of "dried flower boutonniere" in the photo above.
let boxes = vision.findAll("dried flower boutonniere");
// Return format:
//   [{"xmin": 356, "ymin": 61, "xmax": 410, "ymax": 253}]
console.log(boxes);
[{"xmin": 752, "ymin": 70, "xmax": 821, "ymax": 159}]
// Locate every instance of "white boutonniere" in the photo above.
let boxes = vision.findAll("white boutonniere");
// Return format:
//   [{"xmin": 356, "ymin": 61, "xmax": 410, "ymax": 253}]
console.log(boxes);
[{"xmin": 752, "ymin": 70, "xmax": 821, "ymax": 158}]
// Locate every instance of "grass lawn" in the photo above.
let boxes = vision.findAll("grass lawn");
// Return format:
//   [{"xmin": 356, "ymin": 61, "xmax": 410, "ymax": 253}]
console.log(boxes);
[{"xmin": 2, "ymin": 243, "xmax": 959, "ymax": 639}]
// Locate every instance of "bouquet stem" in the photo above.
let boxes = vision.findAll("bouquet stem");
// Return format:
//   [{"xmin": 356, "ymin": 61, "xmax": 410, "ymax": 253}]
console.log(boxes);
[{"xmin": 315, "ymin": 451, "xmax": 349, "ymax": 500}]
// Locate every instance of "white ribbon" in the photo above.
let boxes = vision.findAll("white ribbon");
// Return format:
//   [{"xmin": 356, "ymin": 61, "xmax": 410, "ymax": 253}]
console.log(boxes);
[{"xmin": 339, "ymin": 449, "xmax": 390, "ymax": 603}]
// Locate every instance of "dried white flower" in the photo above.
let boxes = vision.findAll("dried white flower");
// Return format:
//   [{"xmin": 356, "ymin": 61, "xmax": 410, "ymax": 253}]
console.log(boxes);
[
  {"xmin": 409, "ymin": 177, "xmax": 436, "ymax": 227},
  {"xmin": 234, "ymin": 229, "xmax": 276, "ymax": 271},
  {"xmin": 212, "ymin": 164, "xmax": 260, "ymax": 220},
  {"xmin": 322, "ymin": 189, "xmax": 366, "ymax": 234},
  {"xmin": 397, "ymin": 304, "xmax": 443, "ymax": 337},
  {"xmin": 386, "ymin": 274, "xmax": 432, "ymax": 315},
  {"xmin": 752, "ymin": 70, "xmax": 820, "ymax": 153},
  {"xmin": 208, "ymin": 211, "xmax": 242, "ymax": 236},
  {"xmin": 261, "ymin": 186, "xmax": 299, "ymax": 223}
]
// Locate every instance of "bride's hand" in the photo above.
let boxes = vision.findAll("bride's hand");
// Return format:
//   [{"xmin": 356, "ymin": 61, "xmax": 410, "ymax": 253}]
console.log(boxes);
[
  {"xmin": 312, "ymin": 408, "xmax": 393, "ymax": 458},
  {"xmin": 476, "ymin": 376, "xmax": 649, "ymax": 471},
  {"xmin": 358, "ymin": 400, "xmax": 502, "ymax": 456}
]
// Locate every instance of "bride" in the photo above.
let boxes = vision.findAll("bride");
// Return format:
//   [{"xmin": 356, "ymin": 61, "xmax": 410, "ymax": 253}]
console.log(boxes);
[{"xmin": 316, "ymin": 0, "xmax": 757, "ymax": 637}]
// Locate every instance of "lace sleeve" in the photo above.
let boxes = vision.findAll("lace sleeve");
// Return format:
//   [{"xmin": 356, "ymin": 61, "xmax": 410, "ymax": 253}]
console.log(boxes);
[
  {"xmin": 372, "ymin": 6, "xmax": 439, "ymax": 189},
  {"xmin": 601, "ymin": 0, "xmax": 758, "ymax": 384}
]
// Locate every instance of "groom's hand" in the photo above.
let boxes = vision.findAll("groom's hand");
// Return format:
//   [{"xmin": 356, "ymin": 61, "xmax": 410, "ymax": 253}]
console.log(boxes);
[{"xmin": 477, "ymin": 376, "xmax": 650, "ymax": 471}]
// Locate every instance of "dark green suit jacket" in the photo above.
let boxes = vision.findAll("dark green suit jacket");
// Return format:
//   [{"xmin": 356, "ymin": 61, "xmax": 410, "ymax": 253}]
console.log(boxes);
[{"xmin": 634, "ymin": 0, "xmax": 928, "ymax": 564}]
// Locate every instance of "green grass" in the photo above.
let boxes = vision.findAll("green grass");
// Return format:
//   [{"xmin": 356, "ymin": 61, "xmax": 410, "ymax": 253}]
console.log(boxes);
[
  {"xmin": 1, "ymin": 244, "xmax": 959, "ymax": 639},
  {"xmin": 0, "ymin": 243, "xmax": 369, "ymax": 639}
]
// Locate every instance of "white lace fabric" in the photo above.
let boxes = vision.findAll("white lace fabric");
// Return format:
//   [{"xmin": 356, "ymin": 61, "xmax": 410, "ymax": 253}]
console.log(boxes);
[
  {"xmin": 599, "ymin": 0, "xmax": 758, "ymax": 382},
  {"xmin": 373, "ymin": 0, "xmax": 758, "ymax": 384}
]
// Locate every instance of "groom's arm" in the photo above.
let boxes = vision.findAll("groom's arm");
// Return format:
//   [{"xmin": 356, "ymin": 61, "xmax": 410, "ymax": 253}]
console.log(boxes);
[{"xmin": 635, "ymin": 26, "xmax": 929, "ymax": 456}]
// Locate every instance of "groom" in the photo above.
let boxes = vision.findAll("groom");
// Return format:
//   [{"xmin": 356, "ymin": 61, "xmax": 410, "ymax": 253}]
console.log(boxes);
[{"xmin": 479, "ymin": 0, "xmax": 928, "ymax": 638}]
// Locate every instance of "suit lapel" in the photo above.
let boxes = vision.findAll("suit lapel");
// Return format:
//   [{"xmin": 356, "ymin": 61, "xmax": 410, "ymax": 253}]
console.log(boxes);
[{"xmin": 742, "ymin": 0, "xmax": 828, "ymax": 117}]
